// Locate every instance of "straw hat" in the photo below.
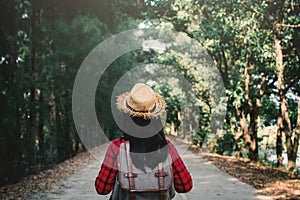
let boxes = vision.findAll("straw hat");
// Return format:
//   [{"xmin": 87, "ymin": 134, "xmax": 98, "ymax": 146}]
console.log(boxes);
[{"xmin": 116, "ymin": 83, "xmax": 166, "ymax": 119}]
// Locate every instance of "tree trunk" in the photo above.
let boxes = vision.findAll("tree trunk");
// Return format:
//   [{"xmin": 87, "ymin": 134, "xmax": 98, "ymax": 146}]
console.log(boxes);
[
  {"xmin": 38, "ymin": 91, "xmax": 45, "ymax": 164},
  {"xmin": 49, "ymin": 91, "xmax": 57, "ymax": 164},
  {"xmin": 29, "ymin": 0, "xmax": 37, "ymax": 172},
  {"xmin": 208, "ymin": 96, "xmax": 217, "ymax": 136},
  {"xmin": 64, "ymin": 94, "xmax": 72, "ymax": 158},
  {"xmin": 292, "ymin": 99, "xmax": 300, "ymax": 171},
  {"xmin": 177, "ymin": 111, "xmax": 181, "ymax": 136},
  {"xmin": 10, "ymin": 22, "xmax": 23, "ymax": 180},
  {"xmin": 232, "ymin": 118, "xmax": 243, "ymax": 157},
  {"xmin": 285, "ymin": 99, "xmax": 300, "ymax": 173},
  {"xmin": 241, "ymin": 53, "xmax": 259, "ymax": 162},
  {"xmin": 274, "ymin": 23, "xmax": 295, "ymax": 172},
  {"xmin": 221, "ymin": 49, "xmax": 229, "ymax": 85},
  {"xmin": 248, "ymin": 75, "xmax": 266, "ymax": 162},
  {"xmin": 276, "ymin": 113, "xmax": 283, "ymax": 168},
  {"xmin": 236, "ymin": 107, "xmax": 258, "ymax": 160},
  {"xmin": 249, "ymin": 108, "xmax": 259, "ymax": 162}
]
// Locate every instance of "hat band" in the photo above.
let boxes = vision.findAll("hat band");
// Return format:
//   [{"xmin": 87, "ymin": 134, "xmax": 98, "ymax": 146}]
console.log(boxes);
[{"xmin": 126, "ymin": 101, "xmax": 157, "ymax": 113}]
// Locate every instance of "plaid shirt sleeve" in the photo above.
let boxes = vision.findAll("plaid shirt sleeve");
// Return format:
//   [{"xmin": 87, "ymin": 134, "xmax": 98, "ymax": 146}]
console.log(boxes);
[
  {"xmin": 167, "ymin": 140, "xmax": 193, "ymax": 193},
  {"xmin": 95, "ymin": 138, "xmax": 122, "ymax": 195}
]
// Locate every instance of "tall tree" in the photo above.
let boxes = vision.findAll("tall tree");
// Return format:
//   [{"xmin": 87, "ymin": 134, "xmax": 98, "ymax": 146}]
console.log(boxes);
[{"xmin": 270, "ymin": 0, "xmax": 300, "ymax": 172}]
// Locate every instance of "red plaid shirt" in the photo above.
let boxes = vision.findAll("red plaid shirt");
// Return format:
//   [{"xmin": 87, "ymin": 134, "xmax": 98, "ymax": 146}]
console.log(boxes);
[{"xmin": 95, "ymin": 137, "xmax": 193, "ymax": 195}]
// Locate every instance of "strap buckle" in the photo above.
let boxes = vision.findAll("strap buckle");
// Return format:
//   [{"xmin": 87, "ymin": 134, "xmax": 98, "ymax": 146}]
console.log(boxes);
[
  {"xmin": 155, "ymin": 171, "xmax": 168, "ymax": 177},
  {"xmin": 125, "ymin": 173, "xmax": 137, "ymax": 178}
]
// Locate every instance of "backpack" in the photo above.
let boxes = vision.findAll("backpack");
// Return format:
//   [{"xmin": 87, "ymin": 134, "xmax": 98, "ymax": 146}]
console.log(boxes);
[{"xmin": 110, "ymin": 141, "xmax": 176, "ymax": 200}]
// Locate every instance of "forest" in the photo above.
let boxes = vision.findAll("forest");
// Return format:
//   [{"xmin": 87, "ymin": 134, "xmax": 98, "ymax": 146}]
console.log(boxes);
[{"xmin": 0, "ymin": 0, "xmax": 299, "ymax": 187}]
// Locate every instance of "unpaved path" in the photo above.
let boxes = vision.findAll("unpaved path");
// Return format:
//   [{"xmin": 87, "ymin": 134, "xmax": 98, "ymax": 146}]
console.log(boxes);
[{"xmin": 27, "ymin": 140, "xmax": 273, "ymax": 200}]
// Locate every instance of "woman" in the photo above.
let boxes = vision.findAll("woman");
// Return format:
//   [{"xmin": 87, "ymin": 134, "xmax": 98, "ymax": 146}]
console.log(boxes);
[{"xmin": 95, "ymin": 83, "xmax": 192, "ymax": 199}]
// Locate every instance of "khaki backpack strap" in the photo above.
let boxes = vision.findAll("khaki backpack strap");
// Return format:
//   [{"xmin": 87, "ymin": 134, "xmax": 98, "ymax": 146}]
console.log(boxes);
[
  {"xmin": 125, "ymin": 142, "xmax": 136, "ymax": 200},
  {"xmin": 155, "ymin": 162, "xmax": 167, "ymax": 200}
]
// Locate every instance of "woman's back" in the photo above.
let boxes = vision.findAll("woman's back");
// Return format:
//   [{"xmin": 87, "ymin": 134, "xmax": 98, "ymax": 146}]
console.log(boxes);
[{"xmin": 95, "ymin": 83, "xmax": 192, "ymax": 199}]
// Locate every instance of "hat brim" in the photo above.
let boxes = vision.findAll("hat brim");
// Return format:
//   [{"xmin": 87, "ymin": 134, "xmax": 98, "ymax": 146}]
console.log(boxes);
[{"xmin": 116, "ymin": 92, "xmax": 166, "ymax": 119}]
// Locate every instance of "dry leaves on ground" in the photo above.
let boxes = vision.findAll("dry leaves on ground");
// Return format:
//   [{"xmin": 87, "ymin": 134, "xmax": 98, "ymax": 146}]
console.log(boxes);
[
  {"xmin": 0, "ymin": 151, "xmax": 95, "ymax": 200},
  {"xmin": 201, "ymin": 151, "xmax": 300, "ymax": 200}
]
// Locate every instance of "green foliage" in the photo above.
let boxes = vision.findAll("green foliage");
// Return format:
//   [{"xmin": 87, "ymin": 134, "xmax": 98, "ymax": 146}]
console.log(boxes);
[
  {"xmin": 260, "ymin": 95, "xmax": 278, "ymax": 126},
  {"xmin": 214, "ymin": 133, "xmax": 237, "ymax": 156},
  {"xmin": 288, "ymin": 98, "xmax": 299, "ymax": 130},
  {"xmin": 158, "ymin": 84, "xmax": 181, "ymax": 125},
  {"xmin": 160, "ymin": 0, "xmax": 299, "ymax": 163},
  {"xmin": 192, "ymin": 129, "xmax": 207, "ymax": 147},
  {"xmin": 0, "ymin": 0, "xmax": 140, "ymax": 186}
]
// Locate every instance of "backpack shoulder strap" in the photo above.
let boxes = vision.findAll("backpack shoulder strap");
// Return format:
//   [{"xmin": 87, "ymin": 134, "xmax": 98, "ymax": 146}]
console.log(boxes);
[
  {"xmin": 156, "ymin": 162, "xmax": 168, "ymax": 200},
  {"xmin": 125, "ymin": 141, "xmax": 136, "ymax": 200}
]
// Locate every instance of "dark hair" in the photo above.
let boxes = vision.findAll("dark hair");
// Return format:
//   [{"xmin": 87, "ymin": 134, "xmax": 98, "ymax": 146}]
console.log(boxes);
[{"xmin": 121, "ymin": 116, "xmax": 170, "ymax": 170}]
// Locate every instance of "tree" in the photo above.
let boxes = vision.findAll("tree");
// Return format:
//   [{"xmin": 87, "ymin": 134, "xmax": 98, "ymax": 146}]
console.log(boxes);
[
  {"xmin": 268, "ymin": 0, "xmax": 300, "ymax": 172},
  {"xmin": 143, "ymin": 0, "xmax": 300, "ymax": 166},
  {"xmin": 0, "ymin": 0, "xmax": 142, "ymax": 185}
]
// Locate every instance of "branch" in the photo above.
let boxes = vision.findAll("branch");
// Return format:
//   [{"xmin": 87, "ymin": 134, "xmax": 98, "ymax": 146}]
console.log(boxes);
[
  {"xmin": 239, "ymin": 2, "xmax": 272, "ymax": 27},
  {"xmin": 277, "ymin": 23, "xmax": 300, "ymax": 28},
  {"xmin": 257, "ymin": 74, "xmax": 267, "ymax": 98},
  {"xmin": 245, "ymin": 54, "xmax": 253, "ymax": 108}
]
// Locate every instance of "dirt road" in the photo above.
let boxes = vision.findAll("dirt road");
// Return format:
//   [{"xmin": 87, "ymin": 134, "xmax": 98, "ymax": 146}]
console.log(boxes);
[{"xmin": 27, "ymin": 140, "xmax": 273, "ymax": 200}]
